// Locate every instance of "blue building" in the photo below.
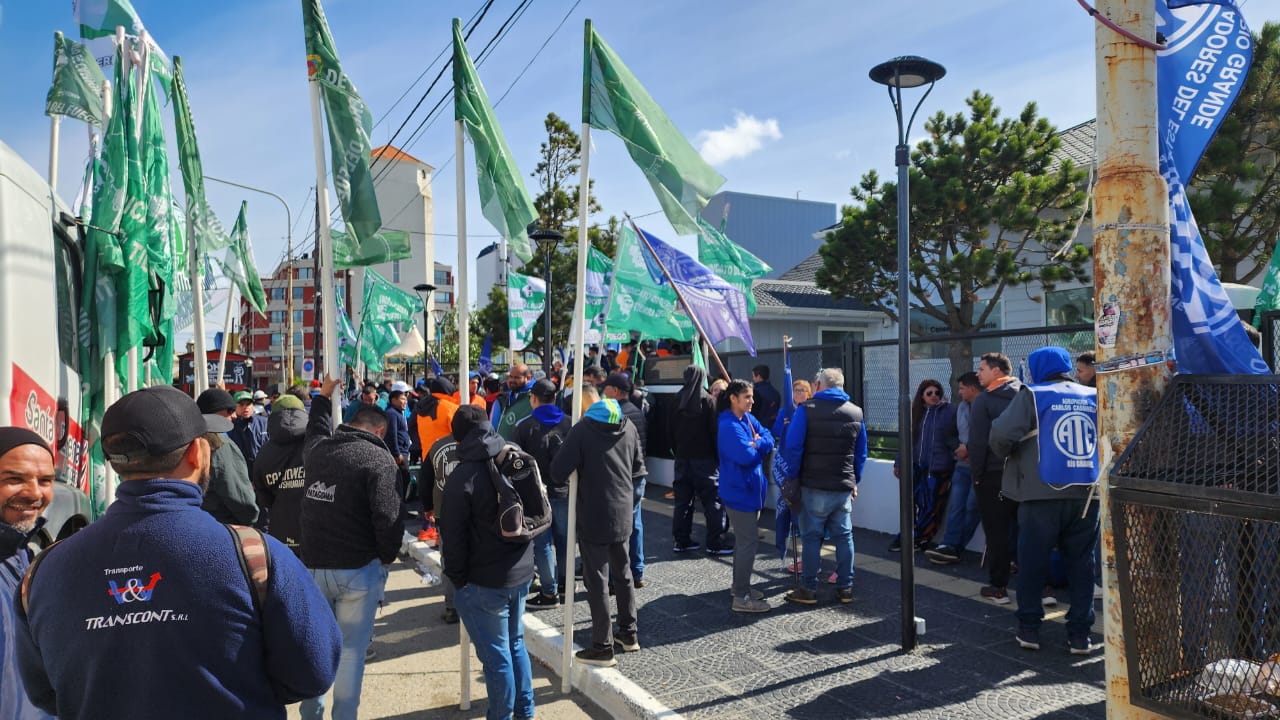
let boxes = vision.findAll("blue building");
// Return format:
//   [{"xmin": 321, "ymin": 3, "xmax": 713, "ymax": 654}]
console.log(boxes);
[{"xmin": 699, "ymin": 191, "xmax": 838, "ymax": 279}]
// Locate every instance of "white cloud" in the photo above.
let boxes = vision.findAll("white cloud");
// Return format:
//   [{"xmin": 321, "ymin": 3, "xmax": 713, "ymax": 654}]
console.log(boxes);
[
  {"xmin": 696, "ymin": 112, "xmax": 782, "ymax": 165},
  {"xmin": 834, "ymin": 149, "xmax": 852, "ymax": 160}
]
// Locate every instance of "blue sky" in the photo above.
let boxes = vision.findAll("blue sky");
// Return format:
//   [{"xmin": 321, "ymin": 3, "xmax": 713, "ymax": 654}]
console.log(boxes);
[{"xmin": 3, "ymin": 0, "xmax": 1280, "ymax": 319}]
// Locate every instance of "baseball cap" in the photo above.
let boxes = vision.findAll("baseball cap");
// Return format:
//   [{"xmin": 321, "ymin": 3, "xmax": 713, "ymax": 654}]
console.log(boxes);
[
  {"xmin": 253, "ymin": 390, "xmax": 268, "ymax": 401},
  {"xmin": 234, "ymin": 390, "xmax": 253, "ymax": 403},
  {"xmin": 102, "ymin": 386, "xmax": 233, "ymax": 464},
  {"xmin": 602, "ymin": 372, "xmax": 632, "ymax": 394},
  {"xmin": 196, "ymin": 388, "xmax": 237, "ymax": 414},
  {"xmin": 531, "ymin": 379, "xmax": 558, "ymax": 401},
  {"xmin": 391, "ymin": 381, "xmax": 411, "ymax": 392},
  {"xmin": 271, "ymin": 395, "xmax": 305, "ymax": 413}
]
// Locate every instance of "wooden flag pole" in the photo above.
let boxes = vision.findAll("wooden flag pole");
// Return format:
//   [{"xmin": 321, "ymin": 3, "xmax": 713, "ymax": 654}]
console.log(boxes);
[{"xmin": 624, "ymin": 215, "xmax": 732, "ymax": 381}]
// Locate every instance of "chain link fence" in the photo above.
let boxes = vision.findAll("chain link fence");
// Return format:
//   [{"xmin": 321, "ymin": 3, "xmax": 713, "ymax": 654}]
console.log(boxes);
[
  {"xmin": 1259, "ymin": 310, "xmax": 1280, "ymax": 372},
  {"xmin": 853, "ymin": 324, "xmax": 1096, "ymax": 436},
  {"xmin": 718, "ymin": 344, "xmax": 852, "ymax": 388}
]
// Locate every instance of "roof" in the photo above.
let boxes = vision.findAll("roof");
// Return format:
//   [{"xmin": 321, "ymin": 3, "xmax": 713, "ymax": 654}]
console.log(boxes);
[
  {"xmin": 777, "ymin": 252, "xmax": 824, "ymax": 282},
  {"xmin": 370, "ymin": 144, "xmax": 425, "ymax": 165},
  {"xmin": 1051, "ymin": 119, "xmax": 1096, "ymax": 171},
  {"xmin": 752, "ymin": 279, "xmax": 871, "ymax": 312}
]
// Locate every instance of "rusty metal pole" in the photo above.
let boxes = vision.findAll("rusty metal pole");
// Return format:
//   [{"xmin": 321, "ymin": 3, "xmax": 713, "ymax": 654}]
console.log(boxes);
[{"xmin": 1092, "ymin": 1, "xmax": 1174, "ymax": 717}]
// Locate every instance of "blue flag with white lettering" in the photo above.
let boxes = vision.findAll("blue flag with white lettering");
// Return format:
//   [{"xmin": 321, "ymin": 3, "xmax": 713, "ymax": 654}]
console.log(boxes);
[{"xmin": 1157, "ymin": 0, "xmax": 1268, "ymax": 374}]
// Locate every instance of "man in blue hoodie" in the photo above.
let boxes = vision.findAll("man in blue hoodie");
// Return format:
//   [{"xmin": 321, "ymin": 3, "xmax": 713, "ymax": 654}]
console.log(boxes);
[
  {"xmin": 514, "ymin": 379, "xmax": 571, "ymax": 608},
  {"xmin": 782, "ymin": 368, "xmax": 868, "ymax": 606},
  {"xmin": 15, "ymin": 386, "xmax": 340, "ymax": 720}
]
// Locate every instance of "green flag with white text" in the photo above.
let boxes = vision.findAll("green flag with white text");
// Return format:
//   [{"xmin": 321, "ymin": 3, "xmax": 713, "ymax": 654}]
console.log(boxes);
[
  {"xmin": 583, "ymin": 22, "xmax": 725, "ymax": 236},
  {"xmin": 1254, "ymin": 235, "xmax": 1280, "ymax": 325},
  {"xmin": 604, "ymin": 225, "xmax": 695, "ymax": 341},
  {"xmin": 218, "ymin": 202, "xmax": 268, "ymax": 316},
  {"xmin": 303, "ymin": 0, "xmax": 382, "ymax": 251},
  {"xmin": 453, "ymin": 18, "xmax": 538, "ymax": 264},
  {"xmin": 573, "ymin": 246, "xmax": 627, "ymax": 345},
  {"xmin": 361, "ymin": 268, "xmax": 424, "ymax": 326},
  {"xmin": 507, "ymin": 271, "xmax": 546, "ymax": 352},
  {"xmin": 171, "ymin": 56, "xmax": 232, "ymax": 254},
  {"xmin": 332, "ymin": 227, "xmax": 412, "ymax": 269},
  {"xmin": 74, "ymin": 0, "xmax": 172, "ymax": 99},
  {"xmin": 46, "ymin": 31, "xmax": 107, "ymax": 126},
  {"xmin": 696, "ymin": 216, "xmax": 770, "ymax": 315},
  {"xmin": 115, "ymin": 51, "xmax": 152, "ymax": 365}
]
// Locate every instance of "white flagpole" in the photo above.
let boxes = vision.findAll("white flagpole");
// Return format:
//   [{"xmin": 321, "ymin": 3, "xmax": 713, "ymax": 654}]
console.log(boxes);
[
  {"xmin": 98, "ymin": 73, "xmax": 119, "ymax": 506},
  {"xmin": 216, "ymin": 284, "xmax": 237, "ymax": 389},
  {"xmin": 308, "ymin": 81, "xmax": 340, "ymax": 428},
  {"xmin": 49, "ymin": 115, "xmax": 61, "ymax": 197},
  {"xmin": 116, "ymin": 27, "xmax": 141, "ymax": 394},
  {"xmin": 562, "ymin": 118, "xmax": 592, "ymax": 692},
  {"xmin": 454, "ymin": 117, "xmax": 473, "ymax": 711}
]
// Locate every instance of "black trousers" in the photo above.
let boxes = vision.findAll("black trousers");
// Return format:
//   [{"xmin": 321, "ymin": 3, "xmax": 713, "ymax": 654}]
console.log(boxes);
[
  {"xmin": 672, "ymin": 458, "xmax": 727, "ymax": 547},
  {"xmin": 976, "ymin": 471, "xmax": 1019, "ymax": 588},
  {"xmin": 579, "ymin": 540, "xmax": 637, "ymax": 648}
]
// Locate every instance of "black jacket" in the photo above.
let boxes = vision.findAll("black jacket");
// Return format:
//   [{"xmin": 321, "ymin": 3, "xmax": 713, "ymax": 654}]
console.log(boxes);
[
  {"xmin": 251, "ymin": 406, "xmax": 309, "ymax": 552},
  {"xmin": 551, "ymin": 412, "xmax": 646, "ymax": 545},
  {"xmin": 668, "ymin": 396, "xmax": 718, "ymax": 461},
  {"xmin": 617, "ymin": 398, "xmax": 648, "ymax": 458},
  {"xmin": 512, "ymin": 412, "xmax": 572, "ymax": 498},
  {"xmin": 752, "ymin": 380, "xmax": 782, "ymax": 429},
  {"xmin": 968, "ymin": 377, "xmax": 1023, "ymax": 478},
  {"xmin": 440, "ymin": 427, "xmax": 535, "ymax": 590},
  {"xmin": 228, "ymin": 413, "xmax": 269, "ymax": 474},
  {"xmin": 299, "ymin": 396, "xmax": 405, "ymax": 568}
]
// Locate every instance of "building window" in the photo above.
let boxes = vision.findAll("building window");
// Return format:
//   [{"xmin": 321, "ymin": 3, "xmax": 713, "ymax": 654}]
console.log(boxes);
[
  {"xmin": 293, "ymin": 287, "xmax": 305, "ymax": 300},
  {"xmin": 434, "ymin": 270, "xmax": 450, "ymax": 286},
  {"xmin": 270, "ymin": 310, "xmax": 285, "ymax": 323},
  {"xmin": 270, "ymin": 333, "xmax": 283, "ymax": 348},
  {"xmin": 297, "ymin": 267, "xmax": 313, "ymax": 280},
  {"xmin": 271, "ymin": 287, "xmax": 285, "ymax": 301},
  {"xmin": 436, "ymin": 291, "xmax": 452, "ymax": 306},
  {"xmin": 1046, "ymin": 287, "xmax": 1094, "ymax": 326},
  {"xmin": 819, "ymin": 329, "xmax": 864, "ymax": 346},
  {"xmin": 294, "ymin": 309, "xmax": 305, "ymax": 323},
  {"xmin": 392, "ymin": 260, "xmax": 401, "ymax": 283},
  {"xmin": 294, "ymin": 332, "xmax": 305, "ymax": 347}
]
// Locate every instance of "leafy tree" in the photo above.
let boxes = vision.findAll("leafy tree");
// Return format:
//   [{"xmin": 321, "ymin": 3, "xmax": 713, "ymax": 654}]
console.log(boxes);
[
  {"xmin": 816, "ymin": 91, "xmax": 1089, "ymax": 385},
  {"xmin": 1190, "ymin": 22, "xmax": 1280, "ymax": 284},
  {"xmin": 472, "ymin": 112, "xmax": 616, "ymax": 367}
]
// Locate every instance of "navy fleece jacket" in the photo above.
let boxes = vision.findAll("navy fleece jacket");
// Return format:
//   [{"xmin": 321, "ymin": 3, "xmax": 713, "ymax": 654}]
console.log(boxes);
[{"xmin": 15, "ymin": 480, "xmax": 340, "ymax": 720}]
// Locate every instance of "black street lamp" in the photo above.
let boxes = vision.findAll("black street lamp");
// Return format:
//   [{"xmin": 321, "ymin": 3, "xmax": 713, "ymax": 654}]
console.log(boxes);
[
  {"xmin": 413, "ymin": 283, "xmax": 436, "ymax": 379},
  {"xmin": 869, "ymin": 54, "xmax": 945, "ymax": 653},
  {"xmin": 529, "ymin": 228, "xmax": 564, "ymax": 371}
]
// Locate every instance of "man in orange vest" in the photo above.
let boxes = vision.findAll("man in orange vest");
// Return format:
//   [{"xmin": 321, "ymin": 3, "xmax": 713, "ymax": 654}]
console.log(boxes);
[{"xmin": 413, "ymin": 377, "xmax": 460, "ymax": 543}]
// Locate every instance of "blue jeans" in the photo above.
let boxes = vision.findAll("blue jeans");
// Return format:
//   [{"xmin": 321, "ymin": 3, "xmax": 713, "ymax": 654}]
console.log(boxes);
[
  {"xmin": 939, "ymin": 465, "xmax": 982, "ymax": 550},
  {"xmin": 1015, "ymin": 499, "xmax": 1099, "ymax": 641},
  {"xmin": 301, "ymin": 559, "xmax": 388, "ymax": 720},
  {"xmin": 550, "ymin": 496, "xmax": 569, "ymax": 586},
  {"xmin": 454, "ymin": 583, "xmax": 535, "ymax": 720},
  {"xmin": 799, "ymin": 487, "xmax": 854, "ymax": 591},
  {"xmin": 630, "ymin": 477, "xmax": 646, "ymax": 580}
]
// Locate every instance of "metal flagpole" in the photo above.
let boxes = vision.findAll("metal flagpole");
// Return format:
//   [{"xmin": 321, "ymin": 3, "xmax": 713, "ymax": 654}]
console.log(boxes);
[
  {"xmin": 624, "ymin": 215, "xmax": 732, "ymax": 381},
  {"xmin": 121, "ymin": 27, "xmax": 142, "ymax": 394},
  {"xmin": 98, "ymin": 73, "xmax": 119, "ymax": 506},
  {"xmin": 48, "ymin": 115, "xmax": 60, "ymax": 197},
  {"xmin": 455, "ymin": 117, "xmax": 473, "ymax": 710},
  {"xmin": 307, "ymin": 77, "xmax": 339, "ymax": 428}
]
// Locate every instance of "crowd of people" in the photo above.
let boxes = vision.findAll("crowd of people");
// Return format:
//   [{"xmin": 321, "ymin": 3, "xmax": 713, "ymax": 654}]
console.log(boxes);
[{"xmin": 0, "ymin": 343, "xmax": 1100, "ymax": 719}]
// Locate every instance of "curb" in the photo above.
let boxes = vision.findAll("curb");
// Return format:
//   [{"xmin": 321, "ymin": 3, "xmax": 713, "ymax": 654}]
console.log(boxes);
[{"xmin": 401, "ymin": 532, "xmax": 683, "ymax": 720}]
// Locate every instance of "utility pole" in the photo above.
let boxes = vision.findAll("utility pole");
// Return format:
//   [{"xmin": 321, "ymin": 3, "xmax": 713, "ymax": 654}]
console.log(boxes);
[{"xmin": 1093, "ymin": 1, "xmax": 1173, "ymax": 717}]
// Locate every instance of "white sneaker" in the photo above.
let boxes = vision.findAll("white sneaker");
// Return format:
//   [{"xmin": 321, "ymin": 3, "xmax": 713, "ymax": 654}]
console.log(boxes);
[
  {"xmin": 731, "ymin": 595, "xmax": 770, "ymax": 613},
  {"xmin": 1094, "ymin": 584, "xmax": 1104, "ymax": 600},
  {"xmin": 1042, "ymin": 592, "xmax": 1057, "ymax": 607}
]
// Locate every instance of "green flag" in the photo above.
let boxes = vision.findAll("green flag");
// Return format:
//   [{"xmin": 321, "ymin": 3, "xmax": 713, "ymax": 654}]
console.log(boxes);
[
  {"xmin": 696, "ymin": 216, "xmax": 770, "ymax": 315},
  {"xmin": 115, "ymin": 60, "xmax": 152, "ymax": 363},
  {"xmin": 453, "ymin": 18, "xmax": 538, "ymax": 264},
  {"xmin": 46, "ymin": 31, "xmax": 107, "ymax": 126},
  {"xmin": 337, "ymin": 294, "xmax": 359, "ymax": 368},
  {"xmin": 217, "ymin": 202, "xmax": 268, "ymax": 316},
  {"xmin": 303, "ymin": 0, "xmax": 382, "ymax": 250},
  {"xmin": 573, "ymin": 246, "xmax": 627, "ymax": 345},
  {"xmin": 140, "ymin": 75, "xmax": 176, "ymax": 377},
  {"xmin": 583, "ymin": 22, "xmax": 725, "ymax": 236},
  {"xmin": 75, "ymin": 0, "xmax": 172, "ymax": 100},
  {"xmin": 507, "ymin": 270, "xmax": 546, "ymax": 352},
  {"xmin": 332, "ymin": 227, "xmax": 412, "ymax": 269},
  {"xmin": 357, "ymin": 321, "xmax": 401, "ymax": 374},
  {"xmin": 604, "ymin": 225, "xmax": 695, "ymax": 341},
  {"xmin": 1254, "ymin": 235, "xmax": 1280, "ymax": 324},
  {"xmin": 361, "ymin": 268, "xmax": 424, "ymax": 326},
  {"xmin": 171, "ymin": 56, "xmax": 231, "ymax": 254}
]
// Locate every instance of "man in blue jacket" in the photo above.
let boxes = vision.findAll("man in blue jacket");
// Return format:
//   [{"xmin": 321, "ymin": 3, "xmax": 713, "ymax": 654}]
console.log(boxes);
[
  {"xmin": 15, "ymin": 385, "xmax": 341, "ymax": 720},
  {"xmin": 782, "ymin": 368, "xmax": 867, "ymax": 606}
]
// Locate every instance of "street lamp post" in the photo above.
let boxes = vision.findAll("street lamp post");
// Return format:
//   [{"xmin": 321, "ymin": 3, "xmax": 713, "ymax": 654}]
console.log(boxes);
[
  {"xmin": 529, "ymin": 228, "xmax": 564, "ymax": 372},
  {"xmin": 869, "ymin": 54, "xmax": 945, "ymax": 653},
  {"xmin": 414, "ymin": 283, "xmax": 436, "ymax": 379}
]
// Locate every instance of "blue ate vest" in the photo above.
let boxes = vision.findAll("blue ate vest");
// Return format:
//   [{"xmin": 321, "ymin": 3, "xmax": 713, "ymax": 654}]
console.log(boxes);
[{"xmin": 1030, "ymin": 381, "xmax": 1099, "ymax": 487}]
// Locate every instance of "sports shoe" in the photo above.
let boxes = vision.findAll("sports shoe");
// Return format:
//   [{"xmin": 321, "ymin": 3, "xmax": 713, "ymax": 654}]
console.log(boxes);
[
  {"xmin": 915, "ymin": 540, "xmax": 937, "ymax": 552},
  {"xmin": 925, "ymin": 544, "xmax": 960, "ymax": 564},
  {"xmin": 634, "ymin": 578, "xmax": 646, "ymax": 589},
  {"xmin": 732, "ymin": 595, "xmax": 770, "ymax": 613},
  {"xmin": 786, "ymin": 560, "xmax": 802, "ymax": 573},
  {"xmin": 981, "ymin": 585, "xmax": 1011, "ymax": 605},
  {"xmin": 526, "ymin": 593, "xmax": 559, "ymax": 609},
  {"xmin": 614, "ymin": 631, "xmax": 640, "ymax": 652},
  {"xmin": 575, "ymin": 645, "xmax": 616, "ymax": 667},
  {"xmin": 1041, "ymin": 588, "xmax": 1058, "ymax": 607},
  {"xmin": 827, "ymin": 571, "xmax": 839, "ymax": 585},
  {"xmin": 417, "ymin": 526, "xmax": 438, "ymax": 544},
  {"xmin": 888, "ymin": 537, "xmax": 902, "ymax": 553},
  {"xmin": 1094, "ymin": 584, "xmax": 1104, "ymax": 600},
  {"xmin": 785, "ymin": 587, "xmax": 818, "ymax": 605},
  {"xmin": 365, "ymin": 646, "xmax": 378, "ymax": 661},
  {"xmin": 1069, "ymin": 636, "xmax": 1098, "ymax": 655},
  {"xmin": 673, "ymin": 541, "xmax": 701, "ymax": 553},
  {"xmin": 730, "ymin": 588, "xmax": 765, "ymax": 600},
  {"xmin": 1016, "ymin": 629, "xmax": 1041, "ymax": 651},
  {"xmin": 441, "ymin": 608, "xmax": 459, "ymax": 624},
  {"xmin": 836, "ymin": 587, "xmax": 853, "ymax": 604},
  {"xmin": 705, "ymin": 545, "xmax": 735, "ymax": 556}
]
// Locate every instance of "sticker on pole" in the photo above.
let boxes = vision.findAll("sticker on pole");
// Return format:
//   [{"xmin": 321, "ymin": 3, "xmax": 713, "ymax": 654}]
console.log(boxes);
[{"xmin": 301, "ymin": 359, "xmax": 315, "ymax": 381}]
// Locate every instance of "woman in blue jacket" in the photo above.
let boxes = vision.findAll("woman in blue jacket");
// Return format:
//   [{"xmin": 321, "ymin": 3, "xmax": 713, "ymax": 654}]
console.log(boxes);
[{"xmin": 717, "ymin": 379, "xmax": 775, "ymax": 614}]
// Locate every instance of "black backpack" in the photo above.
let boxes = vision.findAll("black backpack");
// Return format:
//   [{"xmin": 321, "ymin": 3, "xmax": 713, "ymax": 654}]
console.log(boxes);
[{"xmin": 488, "ymin": 444, "xmax": 552, "ymax": 543}]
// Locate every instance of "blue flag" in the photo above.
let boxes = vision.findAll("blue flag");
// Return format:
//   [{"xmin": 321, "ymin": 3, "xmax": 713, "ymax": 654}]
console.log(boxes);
[
  {"xmin": 477, "ymin": 333, "xmax": 493, "ymax": 375},
  {"xmin": 635, "ymin": 227, "xmax": 757, "ymax": 355},
  {"xmin": 773, "ymin": 345, "xmax": 796, "ymax": 560},
  {"xmin": 1157, "ymin": 0, "xmax": 1268, "ymax": 374},
  {"xmin": 430, "ymin": 355, "xmax": 444, "ymax": 377}
]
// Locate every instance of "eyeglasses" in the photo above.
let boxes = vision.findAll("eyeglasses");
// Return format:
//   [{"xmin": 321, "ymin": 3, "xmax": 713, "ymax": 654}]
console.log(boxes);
[{"xmin": 924, "ymin": 389, "xmax": 940, "ymax": 397}]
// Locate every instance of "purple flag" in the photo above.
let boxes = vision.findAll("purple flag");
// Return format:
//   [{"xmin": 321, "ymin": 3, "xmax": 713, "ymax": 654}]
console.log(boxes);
[{"xmin": 636, "ymin": 227, "xmax": 756, "ymax": 355}]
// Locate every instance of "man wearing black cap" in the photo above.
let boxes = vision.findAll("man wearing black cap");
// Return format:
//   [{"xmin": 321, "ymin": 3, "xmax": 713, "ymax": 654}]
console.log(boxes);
[
  {"xmin": 14, "ymin": 386, "xmax": 341, "ymax": 719},
  {"xmin": 195, "ymin": 388, "xmax": 258, "ymax": 525},
  {"xmin": 602, "ymin": 372, "xmax": 649, "ymax": 586},
  {"xmin": 0, "ymin": 427, "xmax": 56, "ymax": 720},
  {"xmin": 514, "ymin": 378, "xmax": 571, "ymax": 608}
]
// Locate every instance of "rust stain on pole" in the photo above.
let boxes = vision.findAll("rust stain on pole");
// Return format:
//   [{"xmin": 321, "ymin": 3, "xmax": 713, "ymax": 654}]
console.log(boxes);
[{"xmin": 1093, "ymin": 1, "xmax": 1174, "ymax": 718}]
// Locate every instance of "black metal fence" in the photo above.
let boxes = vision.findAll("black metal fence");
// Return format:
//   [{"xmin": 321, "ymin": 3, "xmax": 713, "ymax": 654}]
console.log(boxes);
[
  {"xmin": 1110, "ymin": 375, "xmax": 1280, "ymax": 719},
  {"xmin": 851, "ymin": 323, "xmax": 1096, "ymax": 436},
  {"xmin": 1258, "ymin": 310, "xmax": 1280, "ymax": 372},
  {"xmin": 717, "ymin": 343, "xmax": 853, "ymax": 391}
]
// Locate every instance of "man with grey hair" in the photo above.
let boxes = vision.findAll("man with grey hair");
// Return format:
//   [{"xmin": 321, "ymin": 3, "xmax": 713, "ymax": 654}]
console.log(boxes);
[{"xmin": 781, "ymin": 368, "xmax": 868, "ymax": 606}]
